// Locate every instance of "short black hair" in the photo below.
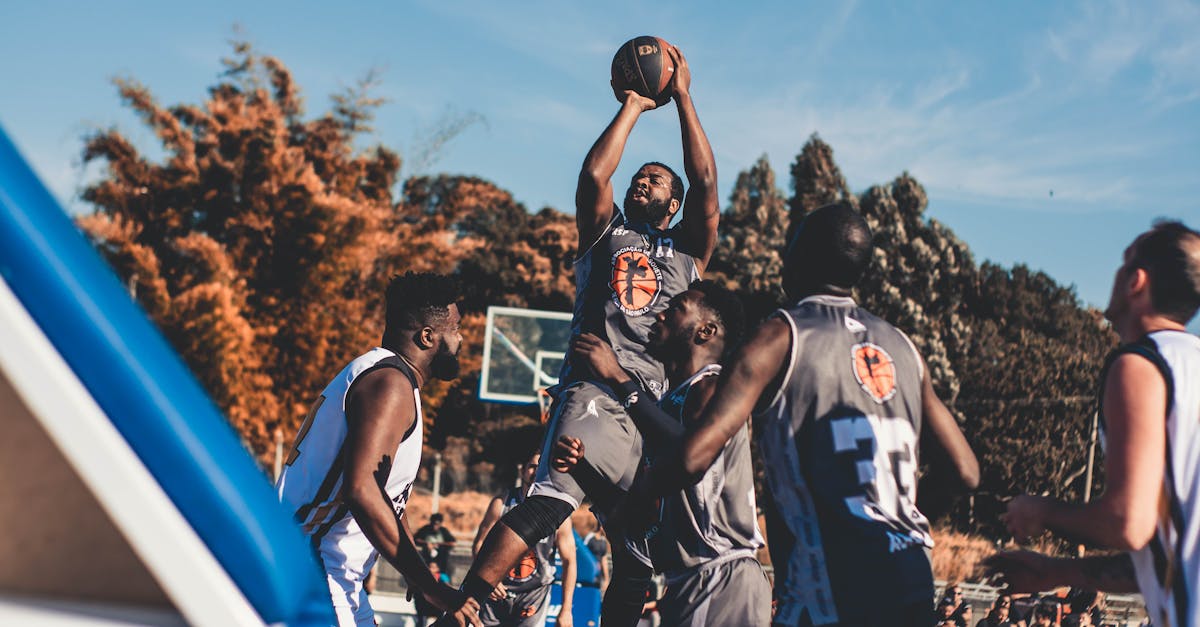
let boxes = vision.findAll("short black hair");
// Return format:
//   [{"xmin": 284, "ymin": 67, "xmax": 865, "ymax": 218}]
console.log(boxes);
[
  {"xmin": 383, "ymin": 272, "xmax": 461, "ymax": 339},
  {"xmin": 1129, "ymin": 220, "xmax": 1200, "ymax": 324},
  {"xmin": 783, "ymin": 202, "xmax": 872, "ymax": 298},
  {"xmin": 689, "ymin": 280, "xmax": 746, "ymax": 359},
  {"xmin": 642, "ymin": 161, "xmax": 685, "ymax": 205}
]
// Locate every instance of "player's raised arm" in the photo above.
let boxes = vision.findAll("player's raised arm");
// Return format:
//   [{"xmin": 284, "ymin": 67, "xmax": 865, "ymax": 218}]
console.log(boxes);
[
  {"xmin": 576, "ymin": 90, "xmax": 658, "ymax": 250},
  {"xmin": 668, "ymin": 45, "xmax": 719, "ymax": 273},
  {"xmin": 341, "ymin": 370, "xmax": 463, "ymax": 612}
]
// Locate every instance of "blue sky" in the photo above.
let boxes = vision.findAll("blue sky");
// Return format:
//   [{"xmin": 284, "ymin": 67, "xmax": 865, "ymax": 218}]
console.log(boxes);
[{"xmin": 2, "ymin": 1, "xmax": 1198, "ymax": 330}]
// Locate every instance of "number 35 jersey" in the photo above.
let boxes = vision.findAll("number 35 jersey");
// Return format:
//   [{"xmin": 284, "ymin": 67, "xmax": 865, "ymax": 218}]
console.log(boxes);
[{"xmin": 756, "ymin": 295, "xmax": 931, "ymax": 626}]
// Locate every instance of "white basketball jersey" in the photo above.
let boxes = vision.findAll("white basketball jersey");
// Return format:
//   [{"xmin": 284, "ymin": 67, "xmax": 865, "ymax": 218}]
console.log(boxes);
[
  {"xmin": 276, "ymin": 347, "xmax": 424, "ymax": 580},
  {"xmin": 1104, "ymin": 330, "xmax": 1200, "ymax": 627}
]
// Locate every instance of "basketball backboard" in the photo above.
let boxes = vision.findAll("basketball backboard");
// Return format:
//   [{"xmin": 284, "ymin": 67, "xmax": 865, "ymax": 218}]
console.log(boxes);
[{"xmin": 479, "ymin": 306, "xmax": 572, "ymax": 404}]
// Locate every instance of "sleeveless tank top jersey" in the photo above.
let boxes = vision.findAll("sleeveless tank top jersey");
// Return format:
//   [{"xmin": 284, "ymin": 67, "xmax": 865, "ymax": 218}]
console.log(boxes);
[
  {"xmin": 498, "ymin": 487, "xmax": 558, "ymax": 594},
  {"xmin": 755, "ymin": 295, "xmax": 931, "ymax": 626},
  {"xmin": 562, "ymin": 210, "xmax": 700, "ymax": 398},
  {"xmin": 641, "ymin": 364, "xmax": 765, "ymax": 575},
  {"xmin": 276, "ymin": 347, "xmax": 424, "ymax": 580},
  {"xmin": 1100, "ymin": 330, "xmax": 1200, "ymax": 627}
]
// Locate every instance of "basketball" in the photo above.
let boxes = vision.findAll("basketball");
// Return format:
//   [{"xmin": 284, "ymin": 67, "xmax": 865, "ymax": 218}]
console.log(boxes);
[{"xmin": 611, "ymin": 36, "xmax": 675, "ymax": 104}]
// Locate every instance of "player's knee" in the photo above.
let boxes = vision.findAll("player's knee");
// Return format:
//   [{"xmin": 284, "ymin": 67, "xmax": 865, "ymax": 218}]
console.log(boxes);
[{"xmin": 498, "ymin": 495, "xmax": 573, "ymax": 547}]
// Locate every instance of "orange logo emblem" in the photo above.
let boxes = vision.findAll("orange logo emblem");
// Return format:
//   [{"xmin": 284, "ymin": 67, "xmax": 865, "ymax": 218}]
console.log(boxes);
[
  {"xmin": 851, "ymin": 343, "xmax": 897, "ymax": 403},
  {"xmin": 507, "ymin": 548, "xmax": 538, "ymax": 582},
  {"xmin": 610, "ymin": 247, "xmax": 662, "ymax": 315}
]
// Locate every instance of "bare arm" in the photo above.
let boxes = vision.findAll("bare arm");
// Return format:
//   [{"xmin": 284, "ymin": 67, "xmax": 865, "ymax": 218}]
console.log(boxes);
[
  {"xmin": 576, "ymin": 92, "xmax": 658, "ymax": 250},
  {"xmin": 985, "ymin": 550, "xmax": 1140, "ymax": 594},
  {"xmin": 1005, "ymin": 354, "xmax": 1166, "ymax": 550},
  {"xmin": 341, "ymin": 369, "xmax": 458, "ymax": 609},
  {"xmin": 668, "ymin": 46, "xmax": 719, "ymax": 273},
  {"xmin": 473, "ymin": 497, "xmax": 505, "ymax": 557},
  {"xmin": 555, "ymin": 518, "xmax": 577, "ymax": 626},
  {"xmin": 919, "ymin": 361, "xmax": 980, "ymax": 490}
]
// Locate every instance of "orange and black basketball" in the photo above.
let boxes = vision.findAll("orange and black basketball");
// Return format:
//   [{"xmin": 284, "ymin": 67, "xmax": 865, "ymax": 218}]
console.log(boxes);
[{"xmin": 611, "ymin": 36, "xmax": 675, "ymax": 104}]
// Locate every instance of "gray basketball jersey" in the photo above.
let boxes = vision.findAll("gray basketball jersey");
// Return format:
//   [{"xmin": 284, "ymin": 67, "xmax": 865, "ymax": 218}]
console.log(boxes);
[
  {"xmin": 561, "ymin": 210, "xmax": 700, "ymax": 398},
  {"xmin": 642, "ymin": 364, "xmax": 765, "ymax": 574},
  {"xmin": 756, "ymin": 295, "xmax": 932, "ymax": 626},
  {"xmin": 499, "ymin": 487, "xmax": 557, "ymax": 593}
]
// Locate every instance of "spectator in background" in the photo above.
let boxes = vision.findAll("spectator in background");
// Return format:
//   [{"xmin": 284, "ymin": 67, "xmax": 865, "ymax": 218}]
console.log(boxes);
[
  {"xmin": 960, "ymin": 604, "xmax": 974, "ymax": 627},
  {"xmin": 1031, "ymin": 600, "xmax": 1060, "ymax": 626},
  {"xmin": 977, "ymin": 594, "xmax": 1015, "ymax": 627},
  {"xmin": 939, "ymin": 597, "xmax": 960, "ymax": 625},
  {"xmin": 414, "ymin": 513, "xmax": 457, "ymax": 575},
  {"xmin": 1063, "ymin": 589, "xmax": 1102, "ymax": 627},
  {"xmin": 941, "ymin": 583, "xmax": 967, "ymax": 626}
]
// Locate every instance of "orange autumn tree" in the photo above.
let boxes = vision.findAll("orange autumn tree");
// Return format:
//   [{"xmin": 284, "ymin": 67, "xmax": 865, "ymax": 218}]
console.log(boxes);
[{"xmin": 78, "ymin": 42, "xmax": 467, "ymax": 459}]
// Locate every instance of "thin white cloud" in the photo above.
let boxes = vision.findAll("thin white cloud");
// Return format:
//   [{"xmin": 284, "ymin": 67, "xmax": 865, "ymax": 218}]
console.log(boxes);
[{"xmin": 1041, "ymin": 0, "xmax": 1200, "ymax": 107}]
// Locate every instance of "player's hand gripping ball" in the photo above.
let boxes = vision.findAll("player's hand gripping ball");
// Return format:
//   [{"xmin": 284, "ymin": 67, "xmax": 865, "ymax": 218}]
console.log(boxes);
[{"xmin": 611, "ymin": 36, "xmax": 675, "ymax": 105}]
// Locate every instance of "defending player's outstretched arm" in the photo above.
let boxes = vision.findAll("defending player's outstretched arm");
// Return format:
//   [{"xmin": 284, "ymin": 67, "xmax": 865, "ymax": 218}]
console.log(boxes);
[
  {"xmin": 667, "ymin": 45, "xmax": 720, "ymax": 273},
  {"xmin": 984, "ymin": 550, "xmax": 1140, "ymax": 594},
  {"xmin": 569, "ymin": 333, "xmax": 684, "ymax": 447},
  {"xmin": 1004, "ymin": 353, "xmax": 1166, "ymax": 550},
  {"xmin": 341, "ymin": 368, "xmax": 470, "ymax": 614},
  {"xmin": 648, "ymin": 316, "xmax": 793, "ymax": 495}
]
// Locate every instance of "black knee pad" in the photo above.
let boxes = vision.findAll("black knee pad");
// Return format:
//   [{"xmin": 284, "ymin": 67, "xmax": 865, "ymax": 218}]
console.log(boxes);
[{"xmin": 498, "ymin": 495, "xmax": 574, "ymax": 547}]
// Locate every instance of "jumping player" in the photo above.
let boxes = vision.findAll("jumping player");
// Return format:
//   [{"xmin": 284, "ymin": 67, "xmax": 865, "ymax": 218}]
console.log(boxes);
[
  {"xmin": 555, "ymin": 280, "xmax": 772, "ymax": 626},
  {"xmin": 443, "ymin": 44, "xmax": 719, "ymax": 626},
  {"xmin": 630, "ymin": 204, "xmax": 979, "ymax": 626},
  {"xmin": 472, "ymin": 452, "xmax": 576, "ymax": 627},
  {"xmin": 276, "ymin": 272, "xmax": 479, "ymax": 627},
  {"xmin": 988, "ymin": 221, "xmax": 1200, "ymax": 627}
]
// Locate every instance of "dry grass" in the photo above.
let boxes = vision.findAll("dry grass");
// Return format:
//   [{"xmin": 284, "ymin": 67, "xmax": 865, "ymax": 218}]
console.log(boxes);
[{"xmin": 931, "ymin": 528, "xmax": 997, "ymax": 582}]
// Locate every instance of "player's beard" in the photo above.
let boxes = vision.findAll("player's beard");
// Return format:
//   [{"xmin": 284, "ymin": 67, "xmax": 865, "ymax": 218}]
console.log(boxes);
[
  {"xmin": 430, "ymin": 339, "xmax": 460, "ymax": 381},
  {"xmin": 625, "ymin": 195, "xmax": 673, "ymax": 225}
]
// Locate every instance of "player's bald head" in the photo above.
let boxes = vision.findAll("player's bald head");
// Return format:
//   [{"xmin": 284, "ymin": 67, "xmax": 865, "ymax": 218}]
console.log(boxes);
[{"xmin": 783, "ymin": 202, "xmax": 873, "ymax": 300}]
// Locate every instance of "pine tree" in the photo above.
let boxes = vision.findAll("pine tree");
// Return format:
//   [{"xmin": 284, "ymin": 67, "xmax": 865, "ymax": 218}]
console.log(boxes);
[{"xmin": 709, "ymin": 155, "xmax": 789, "ymax": 313}]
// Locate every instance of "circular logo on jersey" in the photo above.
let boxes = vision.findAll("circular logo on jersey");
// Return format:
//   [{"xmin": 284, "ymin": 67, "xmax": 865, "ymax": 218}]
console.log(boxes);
[
  {"xmin": 507, "ymin": 547, "xmax": 539, "ymax": 583},
  {"xmin": 851, "ymin": 343, "xmax": 897, "ymax": 403},
  {"xmin": 609, "ymin": 247, "xmax": 663, "ymax": 315}
]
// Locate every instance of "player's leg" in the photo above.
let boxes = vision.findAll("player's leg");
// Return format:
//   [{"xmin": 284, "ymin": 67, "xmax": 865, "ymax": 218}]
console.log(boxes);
[
  {"xmin": 324, "ymin": 571, "xmax": 373, "ymax": 627},
  {"xmin": 528, "ymin": 381, "xmax": 644, "ymax": 513},
  {"xmin": 452, "ymin": 382, "xmax": 639, "ymax": 616},
  {"xmin": 601, "ymin": 540, "xmax": 655, "ymax": 627}
]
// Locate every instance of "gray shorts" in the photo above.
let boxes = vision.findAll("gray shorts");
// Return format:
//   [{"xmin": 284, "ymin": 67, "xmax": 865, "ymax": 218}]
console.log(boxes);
[
  {"xmin": 527, "ymin": 381, "xmax": 643, "ymax": 516},
  {"xmin": 658, "ymin": 554, "xmax": 772, "ymax": 627},
  {"xmin": 478, "ymin": 583, "xmax": 551, "ymax": 627}
]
